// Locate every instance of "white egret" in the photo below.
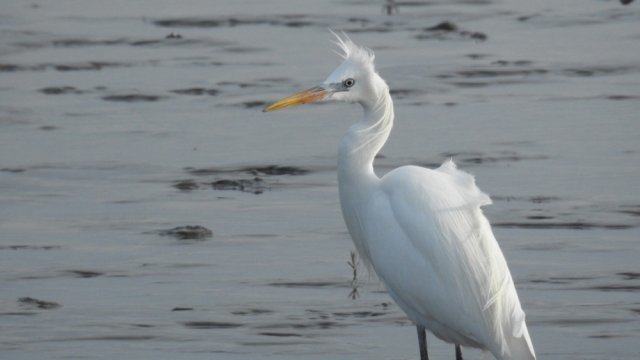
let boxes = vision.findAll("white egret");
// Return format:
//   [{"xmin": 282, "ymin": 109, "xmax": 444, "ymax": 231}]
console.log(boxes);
[{"xmin": 263, "ymin": 32, "xmax": 536, "ymax": 360}]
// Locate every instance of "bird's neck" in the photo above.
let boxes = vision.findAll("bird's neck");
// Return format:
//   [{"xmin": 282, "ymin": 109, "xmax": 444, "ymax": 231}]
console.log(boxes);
[{"xmin": 338, "ymin": 87, "xmax": 394, "ymax": 190}]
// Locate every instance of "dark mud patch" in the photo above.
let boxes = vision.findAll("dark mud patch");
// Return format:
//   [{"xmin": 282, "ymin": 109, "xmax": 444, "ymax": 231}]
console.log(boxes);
[
  {"xmin": 443, "ymin": 68, "xmax": 549, "ymax": 79},
  {"xmin": 516, "ymin": 14, "xmax": 540, "ymax": 22},
  {"xmin": 63, "ymin": 270, "xmax": 104, "ymax": 278},
  {"xmin": 449, "ymin": 81, "xmax": 490, "ymax": 88},
  {"xmin": 540, "ymin": 317, "xmax": 633, "ymax": 326},
  {"xmin": 492, "ymin": 60, "xmax": 534, "ymax": 67},
  {"xmin": 180, "ymin": 165, "xmax": 310, "ymax": 194},
  {"xmin": 223, "ymin": 46, "xmax": 268, "ymax": 53},
  {"xmin": 186, "ymin": 165, "xmax": 309, "ymax": 176},
  {"xmin": 491, "ymin": 195, "xmax": 562, "ymax": 204},
  {"xmin": 0, "ymin": 245, "xmax": 61, "ymax": 250},
  {"xmin": 440, "ymin": 64, "xmax": 640, "ymax": 85},
  {"xmin": 256, "ymin": 321, "xmax": 344, "ymax": 330},
  {"xmin": 39, "ymin": 86, "xmax": 84, "ymax": 95},
  {"xmin": 528, "ymin": 276, "xmax": 596, "ymax": 285},
  {"xmin": 251, "ymin": 307, "xmax": 398, "ymax": 331},
  {"xmin": 53, "ymin": 335, "xmax": 158, "ymax": 342},
  {"xmin": 55, "ymin": 61, "xmax": 126, "ymax": 72},
  {"xmin": 39, "ymin": 125, "xmax": 59, "ymax": 131},
  {"xmin": 345, "ymin": 26, "xmax": 394, "ymax": 34},
  {"xmin": 183, "ymin": 321, "xmax": 243, "ymax": 329},
  {"xmin": 526, "ymin": 215, "xmax": 555, "ymax": 220},
  {"xmin": 581, "ymin": 284, "xmax": 640, "ymax": 292},
  {"xmin": 173, "ymin": 179, "xmax": 200, "ymax": 191},
  {"xmin": 170, "ymin": 88, "xmax": 219, "ymax": 96},
  {"xmin": 18, "ymin": 297, "xmax": 61, "ymax": 310},
  {"xmin": 141, "ymin": 262, "xmax": 210, "ymax": 269},
  {"xmin": 171, "ymin": 307, "xmax": 194, "ymax": 312},
  {"xmin": 606, "ymin": 94, "xmax": 640, "ymax": 101},
  {"xmin": 131, "ymin": 323, "xmax": 155, "ymax": 328},
  {"xmin": 1, "ymin": 168, "xmax": 27, "ymax": 173},
  {"xmin": 332, "ymin": 311, "xmax": 386, "ymax": 318},
  {"xmin": 18, "ymin": 36, "xmax": 230, "ymax": 49},
  {"xmin": 588, "ymin": 334, "xmax": 623, "ymax": 339},
  {"xmin": 550, "ymin": 94, "xmax": 640, "ymax": 102},
  {"xmin": 440, "ymin": 150, "xmax": 550, "ymax": 165},
  {"xmin": 231, "ymin": 309, "xmax": 274, "ymax": 316},
  {"xmin": 493, "ymin": 222, "xmax": 634, "ymax": 230},
  {"xmin": 48, "ymin": 38, "xmax": 127, "ymax": 47},
  {"xmin": 415, "ymin": 21, "xmax": 488, "ymax": 41},
  {"xmin": 218, "ymin": 81, "xmax": 273, "ymax": 89},
  {"xmin": 618, "ymin": 272, "xmax": 640, "ymax": 280},
  {"xmin": 561, "ymin": 65, "xmax": 640, "ymax": 77},
  {"xmin": 618, "ymin": 206, "xmax": 640, "ymax": 217},
  {"xmin": 0, "ymin": 61, "xmax": 133, "ymax": 73},
  {"xmin": 130, "ymin": 38, "xmax": 227, "ymax": 47},
  {"xmin": 389, "ymin": 88, "xmax": 424, "ymax": 99},
  {"xmin": 437, "ymin": 60, "xmax": 551, "ymax": 87},
  {"xmin": 212, "ymin": 178, "xmax": 266, "ymax": 194},
  {"xmin": 155, "ymin": 225, "xmax": 213, "ymax": 240},
  {"xmin": 0, "ymin": 311, "xmax": 39, "ymax": 316},
  {"xmin": 466, "ymin": 53, "xmax": 491, "ymax": 60},
  {"xmin": 248, "ymin": 165, "xmax": 309, "ymax": 176},
  {"xmin": 268, "ymin": 281, "xmax": 347, "ymax": 289},
  {"xmin": 234, "ymin": 100, "xmax": 267, "ymax": 109},
  {"xmin": 418, "ymin": 161, "xmax": 445, "ymax": 169},
  {"xmin": 258, "ymin": 332, "xmax": 303, "ymax": 337},
  {"xmin": 426, "ymin": 21, "xmax": 458, "ymax": 32},
  {"xmin": 153, "ymin": 15, "xmax": 323, "ymax": 29},
  {"xmin": 102, "ymin": 94, "xmax": 166, "ymax": 102},
  {"xmin": 0, "ymin": 63, "xmax": 37, "ymax": 72}
]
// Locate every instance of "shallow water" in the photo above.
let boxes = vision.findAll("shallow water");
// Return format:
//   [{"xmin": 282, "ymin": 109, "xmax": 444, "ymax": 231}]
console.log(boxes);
[{"xmin": 1, "ymin": 0, "xmax": 639, "ymax": 359}]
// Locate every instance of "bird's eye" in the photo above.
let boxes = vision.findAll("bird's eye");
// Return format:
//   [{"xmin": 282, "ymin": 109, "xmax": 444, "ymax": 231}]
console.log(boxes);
[{"xmin": 343, "ymin": 78, "xmax": 356, "ymax": 88}]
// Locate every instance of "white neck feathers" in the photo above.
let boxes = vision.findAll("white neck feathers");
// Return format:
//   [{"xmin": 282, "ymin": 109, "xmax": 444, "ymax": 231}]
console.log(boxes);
[{"xmin": 338, "ymin": 85, "xmax": 394, "ymax": 184}]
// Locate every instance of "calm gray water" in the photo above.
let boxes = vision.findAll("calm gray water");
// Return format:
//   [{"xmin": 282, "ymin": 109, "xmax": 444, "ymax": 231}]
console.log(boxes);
[{"xmin": 1, "ymin": 1, "xmax": 639, "ymax": 359}]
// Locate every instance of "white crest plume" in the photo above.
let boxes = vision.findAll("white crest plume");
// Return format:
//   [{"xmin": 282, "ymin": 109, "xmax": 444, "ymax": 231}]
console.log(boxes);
[{"xmin": 329, "ymin": 30, "xmax": 376, "ymax": 71}]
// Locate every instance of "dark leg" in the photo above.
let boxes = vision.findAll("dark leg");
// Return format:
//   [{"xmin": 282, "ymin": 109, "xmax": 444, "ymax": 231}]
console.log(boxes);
[
  {"xmin": 455, "ymin": 344, "xmax": 463, "ymax": 360},
  {"xmin": 416, "ymin": 325, "xmax": 429, "ymax": 360}
]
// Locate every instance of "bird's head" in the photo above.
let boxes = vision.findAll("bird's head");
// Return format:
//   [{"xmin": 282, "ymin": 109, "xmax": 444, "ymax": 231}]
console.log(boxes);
[{"xmin": 263, "ymin": 31, "xmax": 383, "ymax": 112}]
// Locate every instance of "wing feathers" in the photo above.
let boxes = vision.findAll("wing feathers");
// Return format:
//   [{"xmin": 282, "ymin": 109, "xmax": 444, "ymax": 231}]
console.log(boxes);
[
  {"xmin": 436, "ymin": 159, "xmax": 492, "ymax": 208},
  {"xmin": 378, "ymin": 161, "xmax": 534, "ymax": 358}
]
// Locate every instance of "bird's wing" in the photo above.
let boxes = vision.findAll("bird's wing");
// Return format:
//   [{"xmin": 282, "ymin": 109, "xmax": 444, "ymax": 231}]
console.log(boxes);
[{"xmin": 370, "ymin": 160, "xmax": 532, "ymax": 356}]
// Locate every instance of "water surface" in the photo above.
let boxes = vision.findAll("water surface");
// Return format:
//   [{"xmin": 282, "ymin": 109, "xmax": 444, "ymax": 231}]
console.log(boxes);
[{"xmin": 1, "ymin": 0, "xmax": 639, "ymax": 359}]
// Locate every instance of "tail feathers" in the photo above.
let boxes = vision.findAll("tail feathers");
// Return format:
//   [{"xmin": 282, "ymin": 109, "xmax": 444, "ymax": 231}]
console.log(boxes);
[{"xmin": 502, "ymin": 326, "xmax": 536, "ymax": 360}]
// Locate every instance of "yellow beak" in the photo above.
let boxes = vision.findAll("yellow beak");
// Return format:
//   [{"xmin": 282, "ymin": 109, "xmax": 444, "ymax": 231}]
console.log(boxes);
[{"xmin": 263, "ymin": 86, "xmax": 328, "ymax": 112}]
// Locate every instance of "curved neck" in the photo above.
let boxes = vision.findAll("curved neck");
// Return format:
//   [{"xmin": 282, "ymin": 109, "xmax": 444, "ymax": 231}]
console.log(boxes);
[{"xmin": 337, "ymin": 88, "xmax": 394, "ymax": 190}]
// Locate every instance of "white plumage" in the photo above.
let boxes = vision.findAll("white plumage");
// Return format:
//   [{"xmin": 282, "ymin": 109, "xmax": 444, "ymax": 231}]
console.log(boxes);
[{"xmin": 264, "ymin": 32, "xmax": 535, "ymax": 360}]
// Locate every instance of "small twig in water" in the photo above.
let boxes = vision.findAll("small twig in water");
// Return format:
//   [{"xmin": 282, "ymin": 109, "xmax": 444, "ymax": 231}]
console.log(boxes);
[{"xmin": 348, "ymin": 251, "xmax": 360, "ymax": 299}]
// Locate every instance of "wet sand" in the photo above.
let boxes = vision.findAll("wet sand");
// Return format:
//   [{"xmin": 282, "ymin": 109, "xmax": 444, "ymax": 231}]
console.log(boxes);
[{"xmin": 1, "ymin": 0, "xmax": 639, "ymax": 359}]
